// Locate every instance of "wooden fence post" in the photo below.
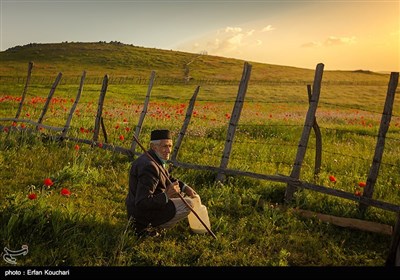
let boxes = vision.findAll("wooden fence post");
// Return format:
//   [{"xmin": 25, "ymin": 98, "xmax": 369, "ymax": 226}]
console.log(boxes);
[
  {"xmin": 307, "ymin": 84, "xmax": 322, "ymax": 177},
  {"xmin": 36, "ymin": 72, "xmax": 62, "ymax": 131},
  {"xmin": 386, "ymin": 211, "xmax": 400, "ymax": 266},
  {"xmin": 130, "ymin": 71, "xmax": 156, "ymax": 154},
  {"xmin": 100, "ymin": 117, "xmax": 108, "ymax": 143},
  {"xmin": 171, "ymin": 85, "xmax": 200, "ymax": 162},
  {"xmin": 284, "ymin": 63, "xmax": 324, "ymax": 203},
  {"xmin": 15, "ymin": 61, "xmax": 34, "ymax": 120},
  {"xmin": 216, "ymin": 62, "xmax": 252, "ymax": 182},
  {"xmin": 61, "ymin": 70, "xmax": 86, "ymax": 139},
  {"xmin": 93, "ymin": 75, "xmax": 109, "ymax": 143},
  {"xmin": 360, "ymin": 72, "xmax": 399, "ymax": 214}
]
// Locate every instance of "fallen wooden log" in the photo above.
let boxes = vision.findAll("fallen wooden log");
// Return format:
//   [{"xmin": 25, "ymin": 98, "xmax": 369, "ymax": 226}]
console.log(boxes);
[{"xmin": 293, "ymin": 208, "xmax": 393, "ymax": 235}]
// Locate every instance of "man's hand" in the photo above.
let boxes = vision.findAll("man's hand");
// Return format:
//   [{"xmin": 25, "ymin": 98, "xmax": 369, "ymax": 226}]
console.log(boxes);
[
  {"xmin": 166, "ymin": 181, "xmax": 180, "ymax": 198},
  {"xmin": 184, "ymin": 185, "xmax": 197, "ymax": 198}
]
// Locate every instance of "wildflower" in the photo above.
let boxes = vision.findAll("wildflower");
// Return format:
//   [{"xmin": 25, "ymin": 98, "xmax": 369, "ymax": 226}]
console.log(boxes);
[
  {"xmin": 60, "ymin": 188, "xmax": 71, "ymax": 197},
  {"xmin": 358, "ymin": 182, "xmax": 366, "ymax": 188},
  {"xmin": 44, "ymin": 178, "xmax": 54, "ymax": 187},
  {"xmin": 98, "ymin": 142, "xmax": 103, "ymax": 148},
  {"xmin": 74, "ymin": 144, "xmax": 80, "ymax": 151},
  {"xmin": 329, "ymin": 175, "xmax": 337, "ymax": 183},
  {"xmin": 354, "ymin": 190, "xmax": 362, "ymax": 196},
  {"xmin": 28, "ymin": 193, "xmax": 37, "ymax": 200},
  {"xmin": 119, "ymin": 135, "xmax": 125, "ymax": 141}
]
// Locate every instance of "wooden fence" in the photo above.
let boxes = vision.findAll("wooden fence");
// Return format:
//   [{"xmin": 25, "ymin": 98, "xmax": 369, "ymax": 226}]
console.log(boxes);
[{"xmin": 1, "ymin": 61, "xmax": 399, "ymax": 265}]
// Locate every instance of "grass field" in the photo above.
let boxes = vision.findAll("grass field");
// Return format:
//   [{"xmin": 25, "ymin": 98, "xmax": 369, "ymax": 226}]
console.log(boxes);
[{"xmin": 1, "ymin": 42, "xmax": 399, "ymax": 267}]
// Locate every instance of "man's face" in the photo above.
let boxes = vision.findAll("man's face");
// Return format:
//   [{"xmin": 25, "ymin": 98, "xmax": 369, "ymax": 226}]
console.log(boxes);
[{"xmin": 152, "ymin": 139, "xmax": 173, "ymax": 160}]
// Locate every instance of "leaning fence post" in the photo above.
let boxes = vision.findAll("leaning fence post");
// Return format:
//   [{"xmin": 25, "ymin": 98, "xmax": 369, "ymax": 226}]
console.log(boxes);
[
  {"xmin": 360, "ymin": 72, "xmax": 398, "ymax": 214},
  {"xmin": 36, "ymin": 72, "xmax": 62, "ymax": 131},
  {"xmin": 130, "ymin": 70, "xmax": 156, "ymax": 154},
  {"xmin": 216, "ymin": 62, "xmax": 252, "ymax": 182},
  {"xmin": 285, "ymin": 63, "xmax": 324, "ymax": 203},
  {"xmin": 61, "ymin": 70, "xmax": 86, "ymax": 139},
  {"xmin": 171, "ymin": 85, "xmax": 200, "ymax": 162},
  {"xmin": 15, "ymin": 61, "xmax": 34, "ymax": 120},
  {"xmin": 307, "ymin": 84, "xmax": 322, "ymax": 177},
  {"xmin": 100, "ymin": 117, "xmax": 108, "ymax": 144},
  {"xmin": 93, "ymin": 75, "xmax": 109, "ymax": 143}
]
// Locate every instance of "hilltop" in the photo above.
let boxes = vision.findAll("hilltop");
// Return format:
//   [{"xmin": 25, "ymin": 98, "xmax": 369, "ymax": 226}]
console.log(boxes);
[{"xmin": 0, "ymin": 41, "xmax": 390, "ymax": 84}]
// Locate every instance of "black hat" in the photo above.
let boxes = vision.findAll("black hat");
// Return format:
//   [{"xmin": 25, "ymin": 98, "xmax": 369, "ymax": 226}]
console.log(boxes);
[{"xmin": 151, "ymin": 129, "xmax": 172, "ymax": 140}]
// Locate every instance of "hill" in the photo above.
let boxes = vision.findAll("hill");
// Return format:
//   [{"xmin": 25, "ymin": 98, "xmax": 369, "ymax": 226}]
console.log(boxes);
[{"xmin": 0, "ymin": 41, "xmax": 391, "ymax": 84}]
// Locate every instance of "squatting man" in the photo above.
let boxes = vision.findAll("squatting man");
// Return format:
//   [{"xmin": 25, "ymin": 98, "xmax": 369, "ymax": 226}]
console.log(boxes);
[{"xmin": 125, "ymin": 129, "xmax": 199, "ymax": 236}]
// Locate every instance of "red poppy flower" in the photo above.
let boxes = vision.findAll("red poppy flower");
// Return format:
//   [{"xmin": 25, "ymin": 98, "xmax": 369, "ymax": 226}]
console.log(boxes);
[
  {"xmin": 44, "ymin": 178, "xmax": 54, "ymax": 187},
  {"xmin": 119, "ymin": 135, "xmax": 124, "ymax": 141},
  {"xmin": 28, "ymin": 193, "xmax": 37, "ymax": 200},
  {"xmin": 60, "ymin": 188, "xmax": 71, "ymax": 197},
  {"xmin": 329, "ymin": 175, "xmax": 337, "ymax": 183},
  {"xmin": 74, "ymin": 144, "xmax": 80, "ymax": 151},
  {"xmin": 98, "ymin": 142, "xmax": 103, "ymax": 148},
  {"xmin": 354, "ymin": 190, "xmax": 362, "ymax": 196},
  {"xmin": 358, "ymin": 182, "xmax": 366, "ymax": 188}
]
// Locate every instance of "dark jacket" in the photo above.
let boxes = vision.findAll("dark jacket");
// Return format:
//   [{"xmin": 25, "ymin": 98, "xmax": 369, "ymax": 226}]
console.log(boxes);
[{"xmin": 125, "ymin": 149, "xmax": 185, "ymax": 231}]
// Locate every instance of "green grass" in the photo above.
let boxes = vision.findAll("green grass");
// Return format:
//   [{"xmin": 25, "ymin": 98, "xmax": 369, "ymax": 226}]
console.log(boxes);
[
  {"xmin": 0, "ymin": 137, "xmax": 393, "ymax": 266},
  {"xmin": 0, "ymin": 42, "xmax": 399, "ymax": 267}
]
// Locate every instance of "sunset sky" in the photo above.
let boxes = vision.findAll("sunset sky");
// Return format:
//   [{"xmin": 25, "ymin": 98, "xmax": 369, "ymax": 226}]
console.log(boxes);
[{"xmin": 1, "ymin": 0, "xmax": 399, "ymax": 72}]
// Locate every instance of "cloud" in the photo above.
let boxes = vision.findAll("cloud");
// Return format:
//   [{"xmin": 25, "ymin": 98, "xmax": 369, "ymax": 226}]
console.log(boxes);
[
  {"xmin": 205, "ymin": 26, "xmax": 261, "ymax": 54},
  {"xmin": 247, "ymin": 29, "xmax": 255, "ymax": 36},
  {"xmin": 323, "ymin": 36, "xmax": 356, "ymax": 46},
  {"xmin": 224, "ymin": 27, "xmax": 242, "ymax": 33},
  {"xmin": 182, "ymin": 24, "xmax": 275, "ymax": 57},
  {"xmin": 261, "ymin": 25, "xmax": 275, "ymax": 32},
  {"xmin": 301, "ymin": 36, "xmax": 356, "ymax": 48},
  {"xmin": 301, "ymin": 41, "xmax": 322, "ymax": 48},
  {"xmin": 227, "ymin": 33, "xmax": 244, "ymax": 47}
]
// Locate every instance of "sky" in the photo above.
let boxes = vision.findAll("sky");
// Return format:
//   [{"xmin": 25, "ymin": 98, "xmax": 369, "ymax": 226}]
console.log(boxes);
[{"xmin": 0, "ymin": 0, "xmax": 399, "ymax": 72}]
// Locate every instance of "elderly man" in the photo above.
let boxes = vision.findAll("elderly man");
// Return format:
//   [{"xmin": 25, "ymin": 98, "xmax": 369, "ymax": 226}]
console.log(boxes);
[{"xmin": 126, "ymin": 129, "xmax": 197, "ymax": 237}]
